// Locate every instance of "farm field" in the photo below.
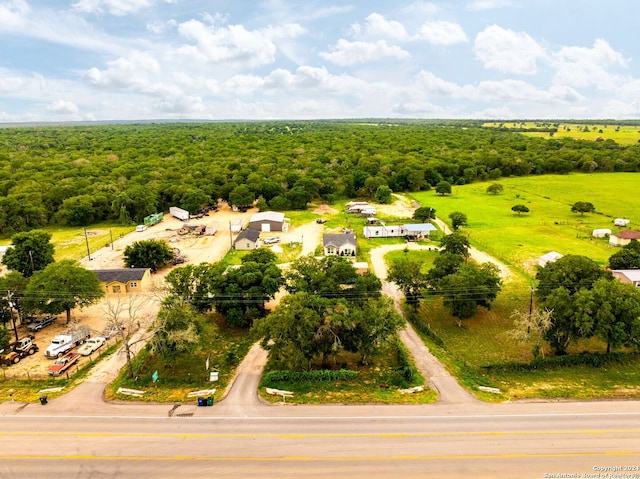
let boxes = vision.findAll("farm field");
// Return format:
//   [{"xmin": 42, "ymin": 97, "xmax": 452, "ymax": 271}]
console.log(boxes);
[
  {"xmin": 412, "ymin": 172, "xmax": 639, "ymax": 276},
  {"xmin": 409, "ymin": 172, "xmax": 640, "ymax": 399},
  {"xmin": 483, "ymin": 121, "xmax": 640, "ymax": 145}
]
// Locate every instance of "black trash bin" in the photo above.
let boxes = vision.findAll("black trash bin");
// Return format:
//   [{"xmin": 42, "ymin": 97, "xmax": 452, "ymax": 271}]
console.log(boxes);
[{"xmin": 39, "ymin": 395, "xmax": 48, "ymax": 405}]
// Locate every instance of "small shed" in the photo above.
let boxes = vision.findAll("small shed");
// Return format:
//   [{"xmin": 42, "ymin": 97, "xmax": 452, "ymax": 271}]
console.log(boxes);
[
  {"xmin": 248, "ymin": 211, "xmax": 289, "ymax": 232},
  {"xmin": 538, "ymin": 251, "xmax": 563, "ymax": 268},
  {"xmin": 609, "ymin": 230, "xmax": 640, "ymax": 247},
  {"xmin": 323, "ymin": 233, "xmax": 357, "ymax": 257},
  {"xmin": 592, "ymin": 228, "xmax": 611, "ymax": 238},
  {"xmin": 92, "ymin": 268, "xmax": 152, "ymax": 295},
  {"xmin": 234, "ymin": 229, "xmax": 260, "ymax": 250},
  {"xmin": 353, "ymin": 262, "xmax": 369, "ymax": 275}
]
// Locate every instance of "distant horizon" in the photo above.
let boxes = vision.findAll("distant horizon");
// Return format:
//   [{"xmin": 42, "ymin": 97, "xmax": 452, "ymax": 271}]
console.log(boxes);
[
  {"xmin": 2, "ymin": 117, "xmax": 640, "ymax": 129},
  {"xmin": 2, "ymin": 1, "xmax": 640, "ymax": 123}
]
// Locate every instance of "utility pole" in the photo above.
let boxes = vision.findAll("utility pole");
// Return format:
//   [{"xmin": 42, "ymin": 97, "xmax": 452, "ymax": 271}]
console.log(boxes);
[
  {"xmin": 6, "ymin": 290, "xmax": 19, "ymax": 341},
  {"xmin": 109, "ymin": 229, "xmax": 114, "ymax": 251},
  {"xmin": 84, "ymin": 227, "xmax": 91, "ymax": 260}
]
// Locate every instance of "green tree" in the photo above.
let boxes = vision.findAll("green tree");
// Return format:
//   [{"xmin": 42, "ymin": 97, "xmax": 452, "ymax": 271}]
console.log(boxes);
[
  {"xmin": 210, "ymin": 249, "xmax": 284, "ymax": 327},
  {"xmin": 57, "ymin": 194, "xmax": 97, "ymax": 226},
  {"xmin": 536, "ymin": 255, "xmax": 612, "ymax": 354},
  {"xmin": 427, "ymin": 252, "xmax": 465, "ymax": 286},
  {"xmin": 374, "ymin": 185, "xmax": 393, "ymax": 204},
  {"xmin": 23, "ymin": 260, "xmax": 104, "ymax": 324},
  {"xmin": 579, "ymin": 278, "xmax": 640, "ymax": 353},
  {"xmin": 435, "ymin": 181, "xmax": 452, "ymax": 196},
  {"xmin": 449, "ymin": 211, "xmax": 467, "ymax": 230},
  {"xmin": 340, "ymin": 296, "xmax": 403, "ymax": 365},
  {"xmin": 123, "ymin": 239, "xmax": 175, "ymax": 272},
  {"xmin": 1, "ymin": 230, "xmax": 55, "ymax": 277},
  {"xmin": 486, "ymin": 183, "xmax": 504, "ymax": 195},
  {"xmin": 609, "ymin": 240, "xmax": 640, "ymax": 269},
  {"xmin": 285, "ymin": 255, "xmax": 360, "ymax": 297},
  {"xmin": 439, "ymin": 262, "xmax": 502, "ymax": 326},
  {"xmin": 412, "ymin": 206, "xmax": 436, "ymax": 223},
  {"xmin": 511, "ymin": 204, "xmax": 530, "ymax": 215},
  {"xmin": 571, "ymin": 201, "xmax": 596, "ymax": 216},
  {"xmin": 536, "ymin": 255, "xmax": 610, "ymax": 301},
  {"xmin": 387, "ymin": 258, "xmax": 428, "ymax": 305},
  {"xmin": 228, "ymin": 184, "xmax": 255, "ymax": 209},
  {"xmin": 165, "ymin": 262, "xmax": 226, "ymax": 313},
  {"xmin": 180, "ymin": 188, "xmax": 210, "ymax": 213},
  {"xmin": 147, "ymin": 296, "xmax": 202, "ymax": 364},
  {"xmin": 255, "ymin": 292, "xmax": 334, "ymax": 371},
  {"xmin": 440, "ymin": 233, "xmax": 469, "ymax": 258}
]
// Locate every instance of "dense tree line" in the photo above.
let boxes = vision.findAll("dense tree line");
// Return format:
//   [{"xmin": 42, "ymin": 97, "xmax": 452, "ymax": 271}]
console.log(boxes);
[{"xmin": 2, "ymin": 121, "xmax": 640, "ymax": 234}]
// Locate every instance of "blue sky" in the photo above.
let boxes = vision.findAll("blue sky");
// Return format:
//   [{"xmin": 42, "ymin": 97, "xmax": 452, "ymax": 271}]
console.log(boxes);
[{"xmin": 1, "ymin": 0, "xmax": 639, "ymax": 122}]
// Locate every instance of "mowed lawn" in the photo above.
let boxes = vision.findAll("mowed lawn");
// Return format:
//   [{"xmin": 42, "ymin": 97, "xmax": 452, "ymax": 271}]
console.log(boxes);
[{"xmin": 412, "ymin": 173, "xmax": 640, "ymax": 275}]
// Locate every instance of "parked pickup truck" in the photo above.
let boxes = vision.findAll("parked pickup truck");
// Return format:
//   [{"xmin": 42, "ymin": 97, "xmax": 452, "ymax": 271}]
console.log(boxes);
[
  {"xmin": 44, "ymin": 325, "xmax": 91, "ymax": 359},
  {"xmin": 27, "ymin": 316, "xmax": 57, "ymax": 332},
  {"xmin": 47, "ymin": 352, "xmax": 80, "ymax": 376}
]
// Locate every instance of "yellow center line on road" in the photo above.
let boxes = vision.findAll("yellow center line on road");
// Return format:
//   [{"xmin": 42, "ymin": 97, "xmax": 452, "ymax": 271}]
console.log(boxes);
[
  {"xmin": 0, "ymin": 451, "xmax": 638, "ymax": 462},
  {"xmin": 1, "ymin": 429, "xmax": 640, "ymax": 439}
]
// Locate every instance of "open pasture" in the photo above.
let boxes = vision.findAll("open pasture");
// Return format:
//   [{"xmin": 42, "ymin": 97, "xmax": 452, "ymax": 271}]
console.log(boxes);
[
  {"xmin": 413, "ymin": 173, "xmax": 639, "ymax": 275},
  {"xmin": 483, "ymin": 121, "xmax": 640, "ymax": 145}
]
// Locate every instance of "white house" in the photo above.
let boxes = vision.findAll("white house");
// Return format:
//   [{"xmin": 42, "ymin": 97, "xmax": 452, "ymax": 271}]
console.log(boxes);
[{"xmin": 323, "ymin": 233, "xmax": 357, "ymax": 257}]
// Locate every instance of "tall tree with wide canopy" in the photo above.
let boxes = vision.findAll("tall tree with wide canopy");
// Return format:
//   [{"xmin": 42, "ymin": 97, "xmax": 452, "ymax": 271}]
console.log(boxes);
[
  {"xmin": 1, "ymin": 230, "xmax": 55, "ymax": 277},
  {"xmin": 24, "ymin": 260, "xmax": 104, "ymax": 324},
  {"xmin": 123, "ymin": 239, "xmax": 175, "ymax": 272},
  {"xmin": 387, "ymin": 257, "xmax": 428, "ymax": 305}
]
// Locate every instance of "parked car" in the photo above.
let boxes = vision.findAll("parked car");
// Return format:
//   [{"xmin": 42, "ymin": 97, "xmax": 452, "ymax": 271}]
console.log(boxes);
[
  {"xmin": 78, "ymin": 337, "xmax": 106, "ymax": 356},
  {"xmin": 27, "ymin": 316, "xmax": 57, "ymax": 332},
  {"xmin": 136, "ymin": 224, "xmax": 147, "ymax": 232},
  {"xmin": 263, "ymin": 237, "xmax": 280, "ymax": 244},
  {"xmin": 101, "ymin": 324, "xmax": 125, "ymax": 339}
]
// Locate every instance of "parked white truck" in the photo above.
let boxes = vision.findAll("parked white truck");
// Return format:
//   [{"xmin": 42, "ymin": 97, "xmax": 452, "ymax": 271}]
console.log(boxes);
[{"xmin": 44, "ymin": 325, "xmax": 91, "ymax": 359}]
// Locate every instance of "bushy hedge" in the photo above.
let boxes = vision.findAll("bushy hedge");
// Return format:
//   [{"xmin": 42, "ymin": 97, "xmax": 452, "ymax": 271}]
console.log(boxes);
[
  {"xmin": 263, "ymin": 369, "xmax": 359, "ymax": 385},
  {"xmin": 483, "ymin": 351, "xmax": 640, "ymax": 373}
]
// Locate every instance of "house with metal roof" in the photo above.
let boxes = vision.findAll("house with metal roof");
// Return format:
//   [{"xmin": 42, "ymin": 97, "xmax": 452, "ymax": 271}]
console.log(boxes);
[{"xmin": 248, "ymin": 211, "xmax": 289, "ymax": 232}]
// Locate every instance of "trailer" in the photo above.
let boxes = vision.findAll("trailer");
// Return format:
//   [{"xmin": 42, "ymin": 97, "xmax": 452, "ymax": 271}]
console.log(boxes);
[{"xmin": 169, "ymin": 206, "xmax": 189, "ymax": 221}]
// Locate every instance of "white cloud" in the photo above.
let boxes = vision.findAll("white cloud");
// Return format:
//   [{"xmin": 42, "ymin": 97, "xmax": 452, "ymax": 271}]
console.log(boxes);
[
  {"xmin": 175, "ymin": 20, "xmax": 305, "ymax": 68},
  {"xmin": 467, "ymin": 0, "xmax": 516, "ymax": 11},
  {"xmin": 552, "ymin": 39, "xmax": 628, "ymax": 90},
  {"xmin": 0, "ymin": 0, "xmax": 29, "ymax": 29},
  {"xmin": 418, "ymin": 21, "xmax": 468, "ymax": 45},
  {"xmin": 474, "ymin": 24, "xmax": 546, "ymax": 74},
  {"xmin": 84, "ymin": 51, "xmax": 159, "ymax": 89},
  {"xmin": 72, "ymin": 0, "xmax": 157, "ymax": 16},
  {"xmin": 320, "ymin": 39, "xmax": 410, "ymax": 65},
  {"xmin": 401, "ymin": 1, "xmax": 440, "ymax": 17},
  {"xmin": 46, "ymin": 99, "xmax": 80, "ymax": 114},
  {"xmin": 357, "ymin": 13, "xmax": 410, "ymax": 40}
]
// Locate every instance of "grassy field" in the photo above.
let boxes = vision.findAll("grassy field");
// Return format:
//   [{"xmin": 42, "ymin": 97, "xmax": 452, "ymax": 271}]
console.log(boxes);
[
  {"xmin": 412, "ymin": 173, "xmax": 639, "ymax": 276},
  {"xmin": 483, "ymin": 121, "xmax": 640, "ymax": 145},
  {"xmin": 407, "ymin": 172, "xmax": 640, "ymax": 399}
]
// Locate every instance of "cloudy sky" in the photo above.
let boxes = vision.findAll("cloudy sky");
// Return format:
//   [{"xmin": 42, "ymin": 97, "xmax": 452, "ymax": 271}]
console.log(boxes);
[{"xmin": 1, "ymin": 0, "xmax": 639, "ymax": 122}]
